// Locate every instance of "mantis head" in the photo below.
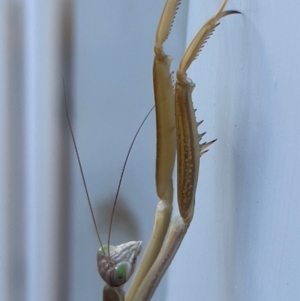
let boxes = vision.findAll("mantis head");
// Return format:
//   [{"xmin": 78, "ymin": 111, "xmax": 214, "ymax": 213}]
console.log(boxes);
[{"xmin": 97, "ymin": 241, "xmax": 142, "ymax": 287}]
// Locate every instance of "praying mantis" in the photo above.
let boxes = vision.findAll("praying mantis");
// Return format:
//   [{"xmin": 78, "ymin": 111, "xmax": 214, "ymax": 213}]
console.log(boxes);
[{"xmin": 73, "ymin": 0, "xmax": 240, "ymax": 300}]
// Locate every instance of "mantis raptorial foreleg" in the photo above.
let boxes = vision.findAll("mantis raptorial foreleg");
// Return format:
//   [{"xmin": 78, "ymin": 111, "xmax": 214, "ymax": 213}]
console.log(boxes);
[
  {"xmin": 128, "ymin": 0, "xmax": 239, "ymax": 300},
  {"xmin": 96, "ymin": 1, "xmax": 239, "ymax": 300}
]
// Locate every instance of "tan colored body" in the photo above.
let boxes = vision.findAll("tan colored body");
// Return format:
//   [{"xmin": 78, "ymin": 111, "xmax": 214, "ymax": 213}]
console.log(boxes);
[{"xmin": 101, "ymin": 1, "xmax": 240, "ymax": 300}]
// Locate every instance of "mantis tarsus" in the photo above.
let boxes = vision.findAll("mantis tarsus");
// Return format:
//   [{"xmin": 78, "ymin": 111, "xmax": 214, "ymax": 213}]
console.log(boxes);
[{"xmin": 75, "ymin": 0, "xmax": 240, "ymax": 300}]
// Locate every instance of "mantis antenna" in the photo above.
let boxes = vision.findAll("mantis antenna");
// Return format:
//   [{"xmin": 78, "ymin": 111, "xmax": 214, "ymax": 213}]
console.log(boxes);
[
  {"xmin": 63, "ymin": 81, "xmax": 104, "ymax": 250},
  {"xmin": 63, "ymin": 79, "xmax": 153, "ymax": 249},
  {"xmin": 107, "ymin": 106, "xmax": 155, "ymax": 255},
  {"xmin": 64, "ymin": 80, "xmax": 151, "ymax": 293},
  {"xmin": 97, "ymin": 106, "xmax": 154, "ymax": 291}
]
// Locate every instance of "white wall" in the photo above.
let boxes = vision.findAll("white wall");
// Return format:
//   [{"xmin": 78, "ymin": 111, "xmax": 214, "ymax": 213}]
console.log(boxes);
[
  {"xmin": 0, "ymin": 1, "xmax": 70, "ymax": 301},
  {"xmin": 167, "ymin": 0, "xmax": 300, "ymax": 300}
]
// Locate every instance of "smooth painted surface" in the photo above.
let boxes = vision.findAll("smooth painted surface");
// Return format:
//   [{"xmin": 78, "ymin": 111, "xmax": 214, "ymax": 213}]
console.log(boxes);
[
  {"xmin": 167, "ymin": 0, "xmax": 300, "ymax": 300},
  {"xmin": 0, "ymin": 1, "xmax": 70, "ymax": 301}
]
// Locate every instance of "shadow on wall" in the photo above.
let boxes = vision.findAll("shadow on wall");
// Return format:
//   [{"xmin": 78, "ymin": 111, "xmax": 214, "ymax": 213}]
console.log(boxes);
[{"xmin": 94, "ymin": 195, "xmax": 141, "ymax": 247}]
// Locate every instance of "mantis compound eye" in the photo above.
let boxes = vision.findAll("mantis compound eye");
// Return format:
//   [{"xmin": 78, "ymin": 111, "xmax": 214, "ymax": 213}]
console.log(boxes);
[
  {"xmin": 97, "ymin": 241, "xmax": 142, "ymax": 287},
  {"xmin": 111, "ymin": 261, "xmax": 133, "ymax": 286}
]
